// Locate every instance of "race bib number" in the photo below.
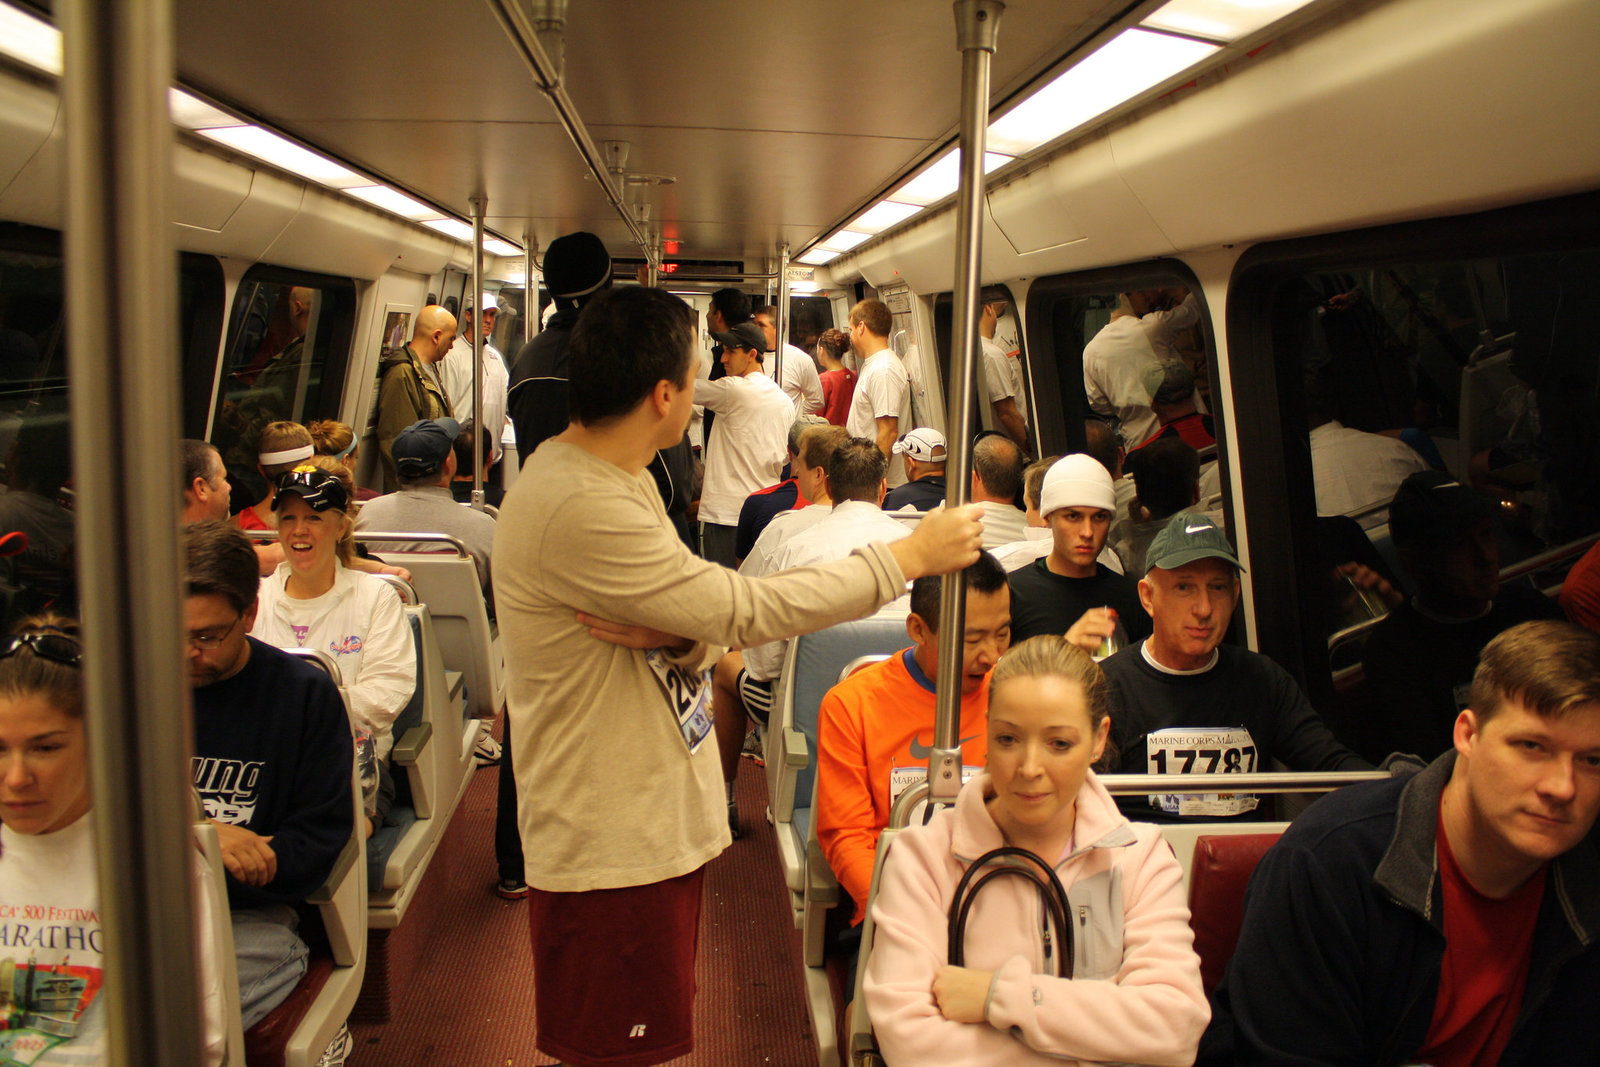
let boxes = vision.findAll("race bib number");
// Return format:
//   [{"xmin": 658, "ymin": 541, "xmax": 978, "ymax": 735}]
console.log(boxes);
[
  {"xmin": 890, "ymin": 764, "xmax": 981, "ymax": 825},
  {"xmin": 645, "ymin": 649, "xmax": 713, "ymax": 755},
  {"xmin": 1146, "ymin": 726, "xmax": 1259, "ymax": 817}
]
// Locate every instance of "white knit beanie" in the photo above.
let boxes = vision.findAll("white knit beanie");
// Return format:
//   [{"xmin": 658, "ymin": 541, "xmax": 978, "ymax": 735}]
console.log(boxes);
[{"xmin": 1039, "ymin": 454, "xmax": 1115, "ymax": 517}]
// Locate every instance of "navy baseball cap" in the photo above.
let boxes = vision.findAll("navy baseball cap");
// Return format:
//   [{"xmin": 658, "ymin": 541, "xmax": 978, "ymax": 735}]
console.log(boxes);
[
  {"xmin": 393, "ymin": 417, "xmax": 461, "ymax": 478},
  {"xmin": 710, "ymin": 322, "xmax": 769, "ymax": 353}
]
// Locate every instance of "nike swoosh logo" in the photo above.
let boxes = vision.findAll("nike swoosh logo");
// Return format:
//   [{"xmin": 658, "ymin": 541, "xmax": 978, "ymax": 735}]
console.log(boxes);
[
  {"xmin": 1185, "ymin": 524, "xmax": 1212, "ymax": 534},
  {"xmin": 909, "ymin": 734, "xmax": 980, "ymax": 759}
]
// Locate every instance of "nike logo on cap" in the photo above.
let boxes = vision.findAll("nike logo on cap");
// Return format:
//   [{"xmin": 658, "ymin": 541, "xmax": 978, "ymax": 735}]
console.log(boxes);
[
  {"xmin": 909, "ymin": 734, "xmax": 980, "ymax": 759},
  {"xmin": 1185, "ymin": 523, "xmax": 1212, "ymax": 534}
]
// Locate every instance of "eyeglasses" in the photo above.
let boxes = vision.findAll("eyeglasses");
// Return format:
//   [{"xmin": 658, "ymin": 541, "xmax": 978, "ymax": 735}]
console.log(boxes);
[
  {"xmin": 0, "ymin": 632, "xmax": 83, "ymax": 667},
  {"xmin": 188, "ymin": 614, "xmax": 242, "ymax": 651}
]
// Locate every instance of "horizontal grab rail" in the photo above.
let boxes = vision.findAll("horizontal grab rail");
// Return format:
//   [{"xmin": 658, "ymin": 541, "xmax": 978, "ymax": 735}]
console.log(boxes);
[
  {"xmin": 239, "ymin": 527, "xmax": 472, "ymax": 559},
  {"xmin": 1099, "ymin": 770, "xmax": 1391, "ymax": 795}
]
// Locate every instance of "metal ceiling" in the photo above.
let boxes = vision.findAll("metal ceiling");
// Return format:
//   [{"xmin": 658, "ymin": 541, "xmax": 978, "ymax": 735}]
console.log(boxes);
[{"xmin": 168, "ymin": 0, "xmax": 1122, "ymax": 266}]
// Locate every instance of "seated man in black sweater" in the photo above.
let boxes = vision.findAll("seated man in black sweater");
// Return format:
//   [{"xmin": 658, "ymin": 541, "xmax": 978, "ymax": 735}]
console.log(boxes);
[
  {"xmin": 1101, "ymin": 511, "xmax": 1371, "ymax": 820},
  {"xmin": 1007, "ymin": 452, "xmax": 1150, "ymax": 651},
  {"xmin": 182, "ymin": 520, "xmax": 355, "ymax": 1032}
]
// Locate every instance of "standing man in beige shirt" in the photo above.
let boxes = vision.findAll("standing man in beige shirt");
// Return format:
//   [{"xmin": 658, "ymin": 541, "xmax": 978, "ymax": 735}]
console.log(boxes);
[{"xmin": 492, "ymin": 285, "xmax": 981, "ymax": 1067}]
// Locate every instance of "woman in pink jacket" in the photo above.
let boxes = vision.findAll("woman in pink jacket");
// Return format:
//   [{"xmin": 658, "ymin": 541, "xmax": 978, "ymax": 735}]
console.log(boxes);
[{"xmin": 863, "ymin": 635, "xmax": 1208, "ymax": 1065}]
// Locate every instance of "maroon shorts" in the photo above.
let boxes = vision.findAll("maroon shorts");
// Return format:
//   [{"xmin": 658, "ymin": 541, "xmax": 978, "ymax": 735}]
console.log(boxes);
[{"xmin": 528, "ymin": 866, "xmax": 705, "ymax": 1067}]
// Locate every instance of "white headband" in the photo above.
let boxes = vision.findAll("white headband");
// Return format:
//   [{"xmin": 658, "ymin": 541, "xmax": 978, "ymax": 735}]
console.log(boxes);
[{"xmin": 259, "ymin": 444, "xmax": 314, "ymax": 466}]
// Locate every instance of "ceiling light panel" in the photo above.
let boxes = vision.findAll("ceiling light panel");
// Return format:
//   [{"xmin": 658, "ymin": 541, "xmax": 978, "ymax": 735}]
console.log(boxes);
[
  {"xmin": 196, "ymin": 125, "xmax": 365, "ymax": 189},
  {"xmin": 0, "ymin": 4, "xmax": 61, "ymax": 76},
  {"xmin": 423, "ymin": 219, "xmax": 476, "ymax": 242},
  {"xmin": 1142, "ymin": 0, "xmax": 1316, "ymax": 42},
  {"xmin": 344, "ymin": 185, "xmax": 442, "ymax": 220},
  {"xmin": 798, "ymin": 247, "xmax": 841, "ymax": 266},
  {"xmin": 817, "ymin": 230, "xmax": 873, "ymax": 253},
  {"xmin": 168, "ymin": 89, "xmax": 240, "ymax": 131},
  {"xmin": 850, "ymin": 201, "xmax": 922, "ymax": 234},
  {"xmin": 894, "ymin": 149, "xmax": 1014, "ymax": 207},
  {"xmin": 483, "ymin": 237, "xmax": 524, "ymax": 257},
  {"xmin": 986, "ymin": 29, "xmax": 1220, "ymax": 156}
]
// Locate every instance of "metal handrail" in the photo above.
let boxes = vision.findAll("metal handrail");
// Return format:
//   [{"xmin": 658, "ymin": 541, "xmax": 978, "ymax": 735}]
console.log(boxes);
[
  {"xmin": 283, "ymin": 646, "xmax": 345, "ymax": 686},
  {"xmin": 1099, "ymin": 770, "xmax": 1390, "ymax": 795},
  {"xmin": 241, "ymin": 527, "xmax": 472, "ymax": 560}
]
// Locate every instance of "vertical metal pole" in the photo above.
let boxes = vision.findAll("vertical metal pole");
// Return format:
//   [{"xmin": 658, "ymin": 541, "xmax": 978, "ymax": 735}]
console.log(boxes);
[
  {"xmin": 469, "ymin": 197, "xmax": 486, "ymax": 507},
  {"xmin": 775, "ymin": 244, "xmax": 791, "ymax": 397},
  {"xmin": 59, "ymin": 0, "xmax": 204, "ymax": 1063},
  {"xmin": 932, "ymin": 0, "xmax": 1003, "ymax": 802},
  {"xmin": 524, "ymin": 230, "xmax": 537, "ymax": 343}
]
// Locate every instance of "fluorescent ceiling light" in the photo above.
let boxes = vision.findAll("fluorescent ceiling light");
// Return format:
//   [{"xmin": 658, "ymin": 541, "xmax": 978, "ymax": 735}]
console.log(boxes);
[
  {"xmin": 894, "ymin": 149, "xmax": 1014, "ymax": 207},
  {"xmin": 817, "ymin": 230, "xmax": 872, "ymax": 253},
  {"xmin": 850, "ymin": 201, "xmax": 922, "ymax": 234},
  {"xmin": 0, "ymin": 5, "xmax": 61, "ymax": 76},
  {"xmin": 344, "ymin": 185, "xmax": 441, "ymax": 220},
  {"xmin": 789, "ymin": 280, "xmax": 821, "ymax": 294},
  {"xmin": 987, "ymin": 29, "xmax": 1220, "ymax": 155},
  {"xmin": 1142, "ymin": 0, "xmax": 1314, "ymax": 42},
  {"xmin": 483, "ymin": 237, "xmax": 524, "ymax": 257},
  {"xmin": 196, "ymin": 124, "xmax": 365, "ymax": 188},
  {"xmin": 423, "ymin": 218, "xmax": 475, "ymax": 242},
  {"xmin": 798, "ymin": 247, "xmax": 841, "ymax": 266},
  {"xmin": 169, "ymin": 89, "xmax": 241, "ymax": 131}
]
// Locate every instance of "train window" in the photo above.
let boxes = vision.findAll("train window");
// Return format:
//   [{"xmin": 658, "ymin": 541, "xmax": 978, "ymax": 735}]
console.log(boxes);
[
  {"xmin": 931, "ymin": 284, "xmax": 1037, "ymax": 456},
  {"xmin": 0, "ymin": 223, "xmax": 223, "ymax": 628},
  {"xmin": 786, "ymin": 295, "xmax": 833, "ymax": 356},
  {"xmin": 209, "ymin": 266, "xmax": 355, "ymax": 475}
]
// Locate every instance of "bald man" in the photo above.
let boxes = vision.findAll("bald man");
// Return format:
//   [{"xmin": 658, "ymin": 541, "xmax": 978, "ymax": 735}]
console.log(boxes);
[
  {"xmin": 253, "ymin": 285, "xmax": 319, "ymax": 419},
  {"xmin": 377, "ymin": 305, "xmax": 456, "ymax": 491}
]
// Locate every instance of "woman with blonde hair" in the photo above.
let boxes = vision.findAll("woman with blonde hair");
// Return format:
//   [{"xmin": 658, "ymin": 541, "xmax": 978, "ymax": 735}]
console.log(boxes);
[
  {"xmin": 308, "ymin": 419, "xmax": 378, "ymax": 502},
  {"xmin": 864, "ymin": 635, "xmax": 1207, "ymax": 1066}
]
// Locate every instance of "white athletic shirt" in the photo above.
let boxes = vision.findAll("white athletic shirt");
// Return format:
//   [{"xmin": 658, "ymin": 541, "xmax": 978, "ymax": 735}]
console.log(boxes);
[
  {"xmin": 846, "ymin": 349, "xmax": 914, "ymax": 487},
  {"xmin": 694, "ymin": 370, "xmax": 796, "ymax": 525}
]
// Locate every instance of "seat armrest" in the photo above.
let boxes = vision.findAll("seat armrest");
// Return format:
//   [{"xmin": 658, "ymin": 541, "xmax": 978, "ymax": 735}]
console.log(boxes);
[
  {"xmin": 306, "ymin": 837, "xmax": 358, "ymax": 905},
  {"xmin": 783, "ymin": 727, "xmax": 809, "ymax": 768},
  {"xmin": 390, "ymin": 722, "xmax": 433, "ymax": 764}
]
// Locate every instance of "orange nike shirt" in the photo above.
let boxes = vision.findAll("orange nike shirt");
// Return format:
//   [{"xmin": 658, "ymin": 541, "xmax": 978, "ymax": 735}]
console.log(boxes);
[{"xmin": 816, "ymin": 649, "xmax": 990, "ymax": 924}]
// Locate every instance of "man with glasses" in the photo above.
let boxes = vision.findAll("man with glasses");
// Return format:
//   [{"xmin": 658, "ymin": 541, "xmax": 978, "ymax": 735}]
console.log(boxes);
[{"xmin": 182, "ymin": 519, "xmax": 354, "ymax": 1037}]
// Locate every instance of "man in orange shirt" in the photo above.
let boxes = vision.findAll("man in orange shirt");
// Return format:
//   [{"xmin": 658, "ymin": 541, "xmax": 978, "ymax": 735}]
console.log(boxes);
[{"xmin": 816, "ymin": 551, "xmax": 1011, "ymax": 924}]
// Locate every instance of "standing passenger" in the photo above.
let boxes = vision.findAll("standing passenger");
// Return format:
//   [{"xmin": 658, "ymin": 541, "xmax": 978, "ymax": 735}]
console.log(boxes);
[
  {"xmin": 694, "ymin": 322, "xmax": 795, "ymax": 568},
  {"xmin": 1082, "ymin": 293, "xmax": 1168, "ymax": 449},
  {"xmin": 439, "ymin": 293, "xmax": 509, "ymax": 467},
  {"xmin": 816, "ymin": 327, "xmax": 857, "ymax": 427},
  {"xmin": 978, "ymin": 287, "xmax": 1028, "ymax": 451},
  {"xmin": 375, "ymin": 306, "xmax": 455, "ymax": 492},
  {"xmin": 845, "ymin": 299, "xmax": 914, "ymax": 487},
  {"xmin": 754, "ymin": 304, "xmax": 824, "ymax": 414},
  {"xmin": 492, "ymin": 285, "xmax": 982, "ymax": 1067},
  {"xmin": 881, "ymin": 428, "xmax": 949, "ymax": 513}
]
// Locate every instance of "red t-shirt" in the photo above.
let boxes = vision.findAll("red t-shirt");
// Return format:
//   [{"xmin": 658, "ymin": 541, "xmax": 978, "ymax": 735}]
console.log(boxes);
[
  {"xmin": 233, "ymin": 507, "xmax": 271, "ymax": 532},
  {"xmin": 1414, "ymin": 809, "xmax": 1546, "ymax": 1066},
  {"xmin": 820, "ymin": 368, "xmax": 857, "ymax": 427}
]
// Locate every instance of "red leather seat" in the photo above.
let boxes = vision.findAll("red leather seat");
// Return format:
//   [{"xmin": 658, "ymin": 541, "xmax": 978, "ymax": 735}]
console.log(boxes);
[{"xmin": 1186, "ymin": 833, "xmax": 1281, "ymax": 998}]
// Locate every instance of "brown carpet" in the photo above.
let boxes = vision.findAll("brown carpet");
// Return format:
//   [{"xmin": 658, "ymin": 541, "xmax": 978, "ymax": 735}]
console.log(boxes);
[{"xmin": 348, "ymin": 743, "xmax": 820, "ymax": 1066}]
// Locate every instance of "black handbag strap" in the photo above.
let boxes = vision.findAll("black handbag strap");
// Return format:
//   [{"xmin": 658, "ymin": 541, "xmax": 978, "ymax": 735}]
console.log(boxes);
[{"xmin": 946, "ymin": 846, "xmax": 1075, "ymax": 978}]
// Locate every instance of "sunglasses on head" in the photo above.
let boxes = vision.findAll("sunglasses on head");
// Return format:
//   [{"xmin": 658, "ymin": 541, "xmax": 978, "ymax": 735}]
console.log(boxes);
[{"xmin": 0, "ymin": 631, "xmax": 83, "ymax": 668}]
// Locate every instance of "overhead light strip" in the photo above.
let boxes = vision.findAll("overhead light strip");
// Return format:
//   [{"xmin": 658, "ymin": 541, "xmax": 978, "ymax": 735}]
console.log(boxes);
[{"xmin": 0, "ymin": 4, "xmax": 520, "ymax": 258}]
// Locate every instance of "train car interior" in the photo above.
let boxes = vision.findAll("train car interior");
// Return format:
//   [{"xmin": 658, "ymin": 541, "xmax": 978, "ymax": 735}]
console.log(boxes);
[{"xmin": 0, "ymin": 0, "xmax": 1596, "ymax": 1062}]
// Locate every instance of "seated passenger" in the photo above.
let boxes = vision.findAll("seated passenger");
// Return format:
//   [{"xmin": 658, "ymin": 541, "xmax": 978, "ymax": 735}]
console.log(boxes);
[
  {"xmin": 1362, "ymin": 472, "xmax": 1562, "ymax": 762},
  {"xmin": 1561, "ymin": 538, "xmax": 1600, "ymax": 633},
  {"xmin": 1102, "ymin": 512, "xmax": 1371, "ymax": 821},
  {"xmin": 734, "ymin": 413, "xmax": 828, "ymax": 563},
  {"xmin": 1007, "ymin": 454, "xmax": 1151, "ymax": 647},
  {"xmin": 308, "ymin": 418, "xmax": 378, "ymax": 502},
  {"xmin": 1084, "ymin": 418, "xmax": 1138, "ymax": 538},
  {"xmin": 0, "ymin": 615, "xmax": 226, "ymax": 1064},
  {"xmin": 1113, "ymin": 435, "xmax": 1204, "ymax": 577},
  {"xmin": 1306, "ymin": 369, "xmax": 1430, "ymax": 522},
  {"xmin": 447, "ymin": 421, "xmax": 506, "ymax": 509},
  {"xmin": 355, "ymin": 417, "xmax": 497, "ymax": 593},
  {"xmin": 880, "ymin": 427, "xmax": 947, "ymax": 513},
  {"xmin": 739, "ymin": 423, "xmax": 848, "ymax": 578},
  {"xmin": 1202, "ymin": 621, "xmax": 1600, "ymax": 1066},
  {"xmin": 182, "ymin": 438, "xmax": 234, "ymax": 524},
  {"xmin": 712, "ymin": 437, "xmax": 912, "ymax": 833},
  {"xmin": 182, "ymin": 522, "xmax": 355, "ymax": 1045},
  {"xmin": 816, "ymin": 553, "xmax": 1010, "ymax": 925},
  {"xmin": 987, "ymin": 454, "xmax": 1058, "ymax": 573},
  {"xmin": 864, "ymin": 636, "xmax": 1208, "ymax": 1066},
  {"xmin": 1129, "ymin": 361, "xmax": 1214, "ymax": 455},
  {"xmin": 968, "ymin": 432, "xmax": 1027, "ymax": 550},
  {"xmin": 234, "ymin": 420, "xmax": 314, "ymax": 532},
  {"xmin": 250, "ymin": 462, "xmax": 415, "ymax": 828},
  {"xmin": 0, "ymin": 418, "xmax": 76, "ymax": 615}
]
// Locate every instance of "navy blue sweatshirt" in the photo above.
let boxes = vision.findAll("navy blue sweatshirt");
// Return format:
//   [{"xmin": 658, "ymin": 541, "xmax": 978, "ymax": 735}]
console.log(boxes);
[{"xmin": 192, "ymin": 637, "xmax": 354, "ymax": 909}]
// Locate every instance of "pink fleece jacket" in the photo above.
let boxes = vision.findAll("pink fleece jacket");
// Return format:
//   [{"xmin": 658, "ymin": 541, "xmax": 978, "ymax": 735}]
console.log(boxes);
[{"xmin": 863, "ymin": 770, "xmax": 1208, "ymax": 1066}]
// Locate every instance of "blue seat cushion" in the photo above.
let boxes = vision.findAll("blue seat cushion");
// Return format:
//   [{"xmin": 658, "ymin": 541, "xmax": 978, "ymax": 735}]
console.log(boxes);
[{"xmin": 366, "ymin": 803, "xmax": 418, "ymax": 888}]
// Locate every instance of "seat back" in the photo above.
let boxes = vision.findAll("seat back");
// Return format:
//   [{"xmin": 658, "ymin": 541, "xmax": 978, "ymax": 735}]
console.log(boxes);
[
  {"xmin": 1186, "ymin": 832, "xmax": 1283, "ymax": 998},
  {"xmin": 379, "ymin": 549, "xmax": 503, "ymax": 723},
  {"xmin": 192, "ymin": 819, "xmax": 246, "ymax": 1065}
]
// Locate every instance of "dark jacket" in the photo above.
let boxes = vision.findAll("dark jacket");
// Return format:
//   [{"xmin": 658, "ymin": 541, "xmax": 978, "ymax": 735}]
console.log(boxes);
[
  {"xmin": 376, "ymin": 344, "xmax": 451, "ymax": 492},
  {"xmin": 506, "ymin": 306, "xmax": 580, "ymax": 463},
  {"xmin": 1202, "ymin": 752, "xmax": 1600, "ymax": 1065}
]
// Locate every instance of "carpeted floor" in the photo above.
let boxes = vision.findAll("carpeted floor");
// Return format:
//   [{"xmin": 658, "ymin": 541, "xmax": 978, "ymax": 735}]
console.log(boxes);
[{"xmin": 348, "ymin": 745, "xmax": 819, "ymax": 1066}]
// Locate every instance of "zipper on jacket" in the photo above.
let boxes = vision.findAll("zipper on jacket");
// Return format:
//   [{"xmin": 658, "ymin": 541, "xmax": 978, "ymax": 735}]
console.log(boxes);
[{"xmin": 1040, "ymin": 891, "xmax": 1053, "ymax": 970}]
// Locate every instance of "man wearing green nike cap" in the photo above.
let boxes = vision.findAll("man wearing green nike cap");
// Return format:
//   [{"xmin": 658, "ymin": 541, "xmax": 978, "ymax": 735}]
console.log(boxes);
[{"xmin": 1100, "ymin": 511, "xmax": 1371, "ymax": 821}]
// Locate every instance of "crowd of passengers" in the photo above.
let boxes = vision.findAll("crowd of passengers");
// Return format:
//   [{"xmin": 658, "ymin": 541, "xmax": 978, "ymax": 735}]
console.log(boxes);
[{"xmin": 2, "ymin": 228, "xmax": 1598, "ymax": 1065}]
